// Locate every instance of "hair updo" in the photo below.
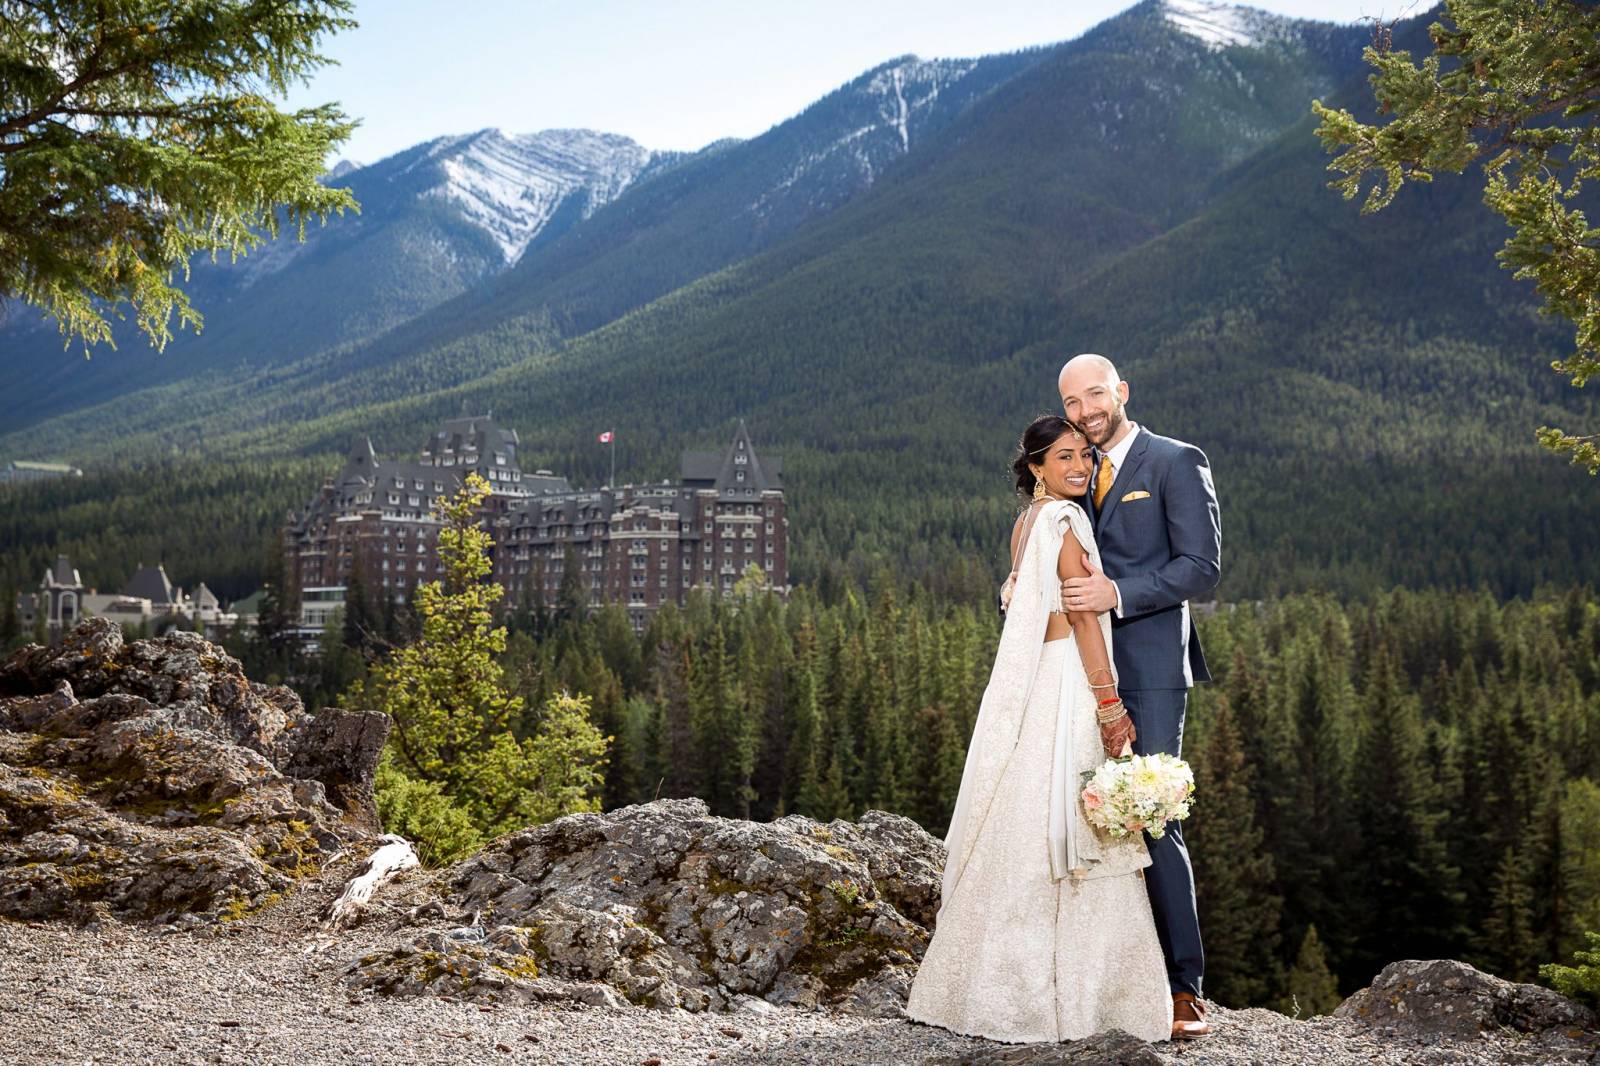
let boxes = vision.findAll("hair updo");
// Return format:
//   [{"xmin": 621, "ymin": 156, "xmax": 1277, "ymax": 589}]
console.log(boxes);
[{"xmin": 1011, "ymin": 415, "xmax": 1081, "ymax": 501}]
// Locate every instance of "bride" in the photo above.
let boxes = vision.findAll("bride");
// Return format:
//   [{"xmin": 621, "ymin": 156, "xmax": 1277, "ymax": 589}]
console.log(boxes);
[{"xmin": 905, "ymin": 415, "xmax": 1172, "ymax": 1044}]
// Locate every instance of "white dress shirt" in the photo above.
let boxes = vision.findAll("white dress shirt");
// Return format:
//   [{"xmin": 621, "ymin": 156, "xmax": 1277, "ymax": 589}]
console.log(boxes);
[{"xmin": 1100, "ymin": 422, "xmax": 1140, "ymax": 617}]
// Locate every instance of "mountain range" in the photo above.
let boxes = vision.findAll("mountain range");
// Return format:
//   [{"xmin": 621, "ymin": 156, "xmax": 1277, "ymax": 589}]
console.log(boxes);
[{"xmin": 1, "ymin": 0, "xmax": 1594, "ymax": 602}]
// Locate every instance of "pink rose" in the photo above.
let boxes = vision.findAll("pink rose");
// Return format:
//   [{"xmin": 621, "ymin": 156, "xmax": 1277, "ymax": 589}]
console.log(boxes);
[{"xmin": 1083, "ymin": 788, "xmax": 1103, "ymax": 809}]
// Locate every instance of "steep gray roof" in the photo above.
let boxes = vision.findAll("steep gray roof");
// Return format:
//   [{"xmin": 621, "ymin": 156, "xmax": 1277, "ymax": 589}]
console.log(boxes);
[
  {"xmin": 681, "ymin": 421, "xmax": 782, "ymax": 496},
  {"xmin": 45, "ymin": 555, "xmax": 81, "ymax": 588},
  {"xmin": 421, "ymin": 415, "xmax": 521, "ymax": 467},
  {"xmin": 123, "ymin": 564, "xmax": 176, "ymax": 605}
]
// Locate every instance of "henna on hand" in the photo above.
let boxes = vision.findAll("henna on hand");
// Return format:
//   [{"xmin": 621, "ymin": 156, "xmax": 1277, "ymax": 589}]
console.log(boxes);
[{"xmin": 1099, "ymin": 714, "xmax": 1136, "ymax": 758}]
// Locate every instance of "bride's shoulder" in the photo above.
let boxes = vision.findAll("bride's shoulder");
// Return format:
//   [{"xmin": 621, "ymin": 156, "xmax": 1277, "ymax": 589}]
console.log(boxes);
[{"xmin": 1044, "ymin": 498, "xmax": 1088, "ymax": 521}]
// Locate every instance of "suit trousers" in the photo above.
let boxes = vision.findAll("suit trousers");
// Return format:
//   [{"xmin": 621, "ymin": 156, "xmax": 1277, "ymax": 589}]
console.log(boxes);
[{"xmin": 1123, "ymin": 687, "xmax": 1204, "ymax": 998}]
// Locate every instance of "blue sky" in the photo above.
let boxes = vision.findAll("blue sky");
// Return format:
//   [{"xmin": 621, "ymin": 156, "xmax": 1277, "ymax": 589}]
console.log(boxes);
[{"xmin": 283, "ymin": 0, "xmax": 1416, "ymax": 166}]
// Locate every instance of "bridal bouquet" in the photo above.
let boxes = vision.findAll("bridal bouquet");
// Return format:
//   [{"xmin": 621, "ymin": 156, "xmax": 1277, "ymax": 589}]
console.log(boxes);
[{"xmin": 1080, "ymin": 753, "xmax": 1195, "ymax": 840}]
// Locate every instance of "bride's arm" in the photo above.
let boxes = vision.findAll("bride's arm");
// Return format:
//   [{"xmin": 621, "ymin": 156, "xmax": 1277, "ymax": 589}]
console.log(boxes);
[{"xmin": 1058, "ymin": 540, "xmax": 1137, "ymax": 757}]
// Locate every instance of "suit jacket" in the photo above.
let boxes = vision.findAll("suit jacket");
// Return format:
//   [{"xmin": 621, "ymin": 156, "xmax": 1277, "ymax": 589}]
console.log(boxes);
[{"xmin": 1090, "ymin": 428, "xmax": 1220, "ymax": 689}]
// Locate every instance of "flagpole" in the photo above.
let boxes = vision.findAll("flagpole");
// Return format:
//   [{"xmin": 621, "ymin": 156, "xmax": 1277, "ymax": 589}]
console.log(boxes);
[{"xmin": 609, "ymin": 433, "xmax": 616, "ymax": 489}]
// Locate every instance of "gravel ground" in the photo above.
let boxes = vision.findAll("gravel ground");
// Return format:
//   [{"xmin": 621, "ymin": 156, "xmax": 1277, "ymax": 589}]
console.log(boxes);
[{"xmin": 2, "ymin": 862, "xmax": 1591, "ymax": 1066}]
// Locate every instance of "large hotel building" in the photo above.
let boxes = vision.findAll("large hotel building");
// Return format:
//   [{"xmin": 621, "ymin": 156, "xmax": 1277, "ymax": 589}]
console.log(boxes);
[{"xmin": 285, "ymin": 416, "xmax": 787, "ymax": 633}]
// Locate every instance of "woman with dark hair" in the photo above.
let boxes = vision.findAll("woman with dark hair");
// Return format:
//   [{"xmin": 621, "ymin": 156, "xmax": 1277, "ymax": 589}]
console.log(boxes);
[{"xmin": 905, "ymin": 416, "xmax": 1172, "ymax": 1044}]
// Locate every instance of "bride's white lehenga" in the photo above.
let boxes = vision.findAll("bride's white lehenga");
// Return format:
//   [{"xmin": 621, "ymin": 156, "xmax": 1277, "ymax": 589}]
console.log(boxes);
[{"xmin": 905, "ymin": 499, "xmax": 1172, "ymax": 1044}]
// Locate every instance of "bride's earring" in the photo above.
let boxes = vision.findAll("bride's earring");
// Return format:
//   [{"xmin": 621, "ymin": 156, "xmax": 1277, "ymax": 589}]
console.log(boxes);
[{"xmin": 1032, "ymin": 471, "xmax": 1047, "ymax": 501}]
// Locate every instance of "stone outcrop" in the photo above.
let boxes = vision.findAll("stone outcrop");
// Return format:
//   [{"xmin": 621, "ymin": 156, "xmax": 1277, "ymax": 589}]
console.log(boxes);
[
  {"xmin": 0, "ymin": 618, "xmax": 387, "ymax": 923},
  {"xmin": 1336, "ymin": 958, "xmax": 1599, "ymax": 1042},
  {"xmin": 345, "ymin": 796, "xmax": 944, "ymax": 1015}
]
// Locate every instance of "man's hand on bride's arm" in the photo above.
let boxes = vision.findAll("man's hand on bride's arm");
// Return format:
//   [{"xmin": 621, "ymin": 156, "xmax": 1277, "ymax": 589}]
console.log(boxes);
[{"xmin": 1062, "ymin": 555, "xmax": 1118, "ymax": 614}]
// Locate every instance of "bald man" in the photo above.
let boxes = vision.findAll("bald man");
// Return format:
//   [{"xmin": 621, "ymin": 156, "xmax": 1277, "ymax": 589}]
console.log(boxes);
[{"xmin": 1057, "ymin": 353, "xmax": 1221, "ymax": 1040}]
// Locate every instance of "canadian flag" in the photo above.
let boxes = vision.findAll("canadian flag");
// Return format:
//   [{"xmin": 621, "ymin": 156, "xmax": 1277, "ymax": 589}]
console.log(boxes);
[{"xmin": 597, "ymin": 430, "xmax": 615, "ymax": 444}]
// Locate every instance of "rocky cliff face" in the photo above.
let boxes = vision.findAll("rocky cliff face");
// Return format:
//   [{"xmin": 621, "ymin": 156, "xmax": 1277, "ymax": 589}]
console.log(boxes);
[
  {"xmin": 346, "ymin": 796, "xmax": 943, "ymax": 1015},
  {"xmin": 0, "ymin": 618, "xmax": 386, "ymax": 924}
]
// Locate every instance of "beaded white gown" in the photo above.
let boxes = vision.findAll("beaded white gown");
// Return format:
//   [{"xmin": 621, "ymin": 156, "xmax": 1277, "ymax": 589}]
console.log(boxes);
[{"xmin": 904, "ymin": 500, "xmax": 1172, "ymax": 1044}]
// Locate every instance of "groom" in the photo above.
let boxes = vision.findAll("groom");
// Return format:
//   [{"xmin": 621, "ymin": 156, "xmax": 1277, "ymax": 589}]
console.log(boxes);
[{"xmin": 1057, "ymin": 353, "xmax": 1221, "ymax": 1041}]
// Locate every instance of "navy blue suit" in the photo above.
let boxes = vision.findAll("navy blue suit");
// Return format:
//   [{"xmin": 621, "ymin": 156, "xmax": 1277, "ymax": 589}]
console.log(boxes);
[{"xmin": 1090, "ymin": 426, "xmax": 1220, "ymax": 998}]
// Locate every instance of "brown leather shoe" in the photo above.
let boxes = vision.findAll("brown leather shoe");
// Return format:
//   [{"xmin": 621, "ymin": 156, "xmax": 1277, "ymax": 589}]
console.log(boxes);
[{"xmin": 1171, "ymin": 992, "xmax": 1211, "ymax": 1040}]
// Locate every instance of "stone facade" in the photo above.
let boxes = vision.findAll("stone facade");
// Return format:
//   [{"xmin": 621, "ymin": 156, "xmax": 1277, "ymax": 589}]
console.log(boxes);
[{"xmin": 286, "ymin": 417, "xmax": 787, "ymax": 631}]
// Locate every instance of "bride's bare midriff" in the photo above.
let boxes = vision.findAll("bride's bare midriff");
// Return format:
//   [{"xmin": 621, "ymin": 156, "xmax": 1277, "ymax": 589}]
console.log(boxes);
[{"xmin": 1043, "ymin": 615, "xmax": 1074, "ymax": 643}]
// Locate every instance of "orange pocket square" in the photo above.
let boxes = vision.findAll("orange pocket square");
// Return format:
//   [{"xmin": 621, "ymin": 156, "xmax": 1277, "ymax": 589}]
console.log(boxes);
[{"xmin": 1120, "ymin": 490, "xmax": 1151, "ymax": 502}]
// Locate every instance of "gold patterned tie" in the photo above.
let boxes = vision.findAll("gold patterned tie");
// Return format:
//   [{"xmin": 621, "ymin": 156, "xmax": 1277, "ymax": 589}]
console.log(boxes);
[{"xmin": 1093, "ymin": 454, "xmax": 1115, "ymax": 510}]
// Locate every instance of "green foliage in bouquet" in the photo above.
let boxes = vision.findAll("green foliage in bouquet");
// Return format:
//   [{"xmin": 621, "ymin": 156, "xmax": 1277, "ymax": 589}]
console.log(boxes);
[
  {"xmin": 1313, "ymin": 0, "xmax": 1600, "ymax": 472},
  {"xmin": 344, "ymin": 473, "xmax": 609, "ymax": 864},
  {"xmin": 1541, "ymin": 931, "xmax": 1600, "ymax": 1010}
]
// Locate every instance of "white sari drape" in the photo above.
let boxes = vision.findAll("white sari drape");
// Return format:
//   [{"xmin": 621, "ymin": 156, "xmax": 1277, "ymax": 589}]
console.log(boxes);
[{"xmin": 939, "ymin": 499, "xmax": 1148, "ymax": 916}]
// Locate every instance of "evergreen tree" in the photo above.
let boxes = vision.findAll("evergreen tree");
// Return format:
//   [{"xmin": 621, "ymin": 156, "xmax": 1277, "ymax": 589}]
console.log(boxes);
[
  {"xmin": 908, "ymin": 703, "xmax": 963, "ymax": 836},
  {"xmin": 688, "ymin": 623, "xmax": 751, "ymax": 816},
  {"xmin": 1350, "ymin": 644, "xmax": 1464, "ymax": 973},
  {"xmin": 343, "ymin": 474, "xmax": 608, "ymax": 860},
  {"xmin": 1480, "ymin": 846, "xmax": 1539, "ymax": 982},
  {"xmin": 1, "ymin": 0, "xmax": 359, "ymax": 352},
  {"xmin": 253, "ymin": 535, "xmax": 298, "ymax": 682},
  {"xmin": 785, "ymin": 652, "xmax": 825, "ymax": 818},
  {"xmin": 1189, "ymin": 695, "xmax": 1283, "ymax": 1007},
  {"xmin": 0, "ymin": 591, "xmax": 21, "ymax": 652},
  {"xmin": 1314, "ymin": 0, "xmax": 1600, "ymax": 469},
  {"xmin": 1557, "ymin": 778, "xmax": 1600, "ymax": 958},
  {"xmin": 1278, "ymin": 925, "xmax": 1342, "ymax": 1018},
  {"xmin": 341, "ymin": 561, "xmax": 377, "ymax": 657},
  {"xmin": 650, "ymin": 633, "xmax": 697, "ymax": 800},
  {"xmin": 556, "ymin": 546, "xmax": 587, "ymax": 624}
]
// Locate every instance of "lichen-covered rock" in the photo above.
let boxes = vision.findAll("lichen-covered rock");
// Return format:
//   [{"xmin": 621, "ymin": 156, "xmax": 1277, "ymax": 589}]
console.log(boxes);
[
  {"xmin": 1336, "ymin": 959, "xmax": 1599, "ymax": 1042},
  {"xmin": 345, "ymin": 925, "xmax": 631, "ymax": 1009},
  {"xmin": 0, "ymin": 619, "xmax": 388, "ymax": 923},
  {"xmin": 346, "ymin": 797, "xmax": 941, "ymax": 1014}
]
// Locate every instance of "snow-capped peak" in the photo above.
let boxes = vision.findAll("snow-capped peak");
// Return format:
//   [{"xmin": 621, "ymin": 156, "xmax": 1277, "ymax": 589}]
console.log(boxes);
[
  {"xmin": 417, "ymin": 128, "xmax": 664, "ymax": 263},
  {"xmin": 1163, "ymin": 0, "xmax": 1278, "ymax": 50}
]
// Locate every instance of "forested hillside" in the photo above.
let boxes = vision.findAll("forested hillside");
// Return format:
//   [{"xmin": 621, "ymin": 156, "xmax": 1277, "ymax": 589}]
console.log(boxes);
[{"xmin": 4, "ymin": 3, "xmax": 1587, "ymax": 606}]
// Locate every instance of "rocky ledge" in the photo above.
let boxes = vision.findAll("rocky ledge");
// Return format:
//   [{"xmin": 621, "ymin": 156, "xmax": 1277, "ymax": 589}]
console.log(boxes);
[
  {"xmin": 346, "ymin": 795, "xmax": 941, "ymax": 1014},
  {"xmin": 0, "ymin": 618, "xmax": 386, "ymax": 924}
]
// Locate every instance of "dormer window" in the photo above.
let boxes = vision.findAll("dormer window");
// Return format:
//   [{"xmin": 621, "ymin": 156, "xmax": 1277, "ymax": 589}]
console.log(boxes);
[{"xmin": 735, "ymin": 454, "xmax": 747, "ymax": 465}]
